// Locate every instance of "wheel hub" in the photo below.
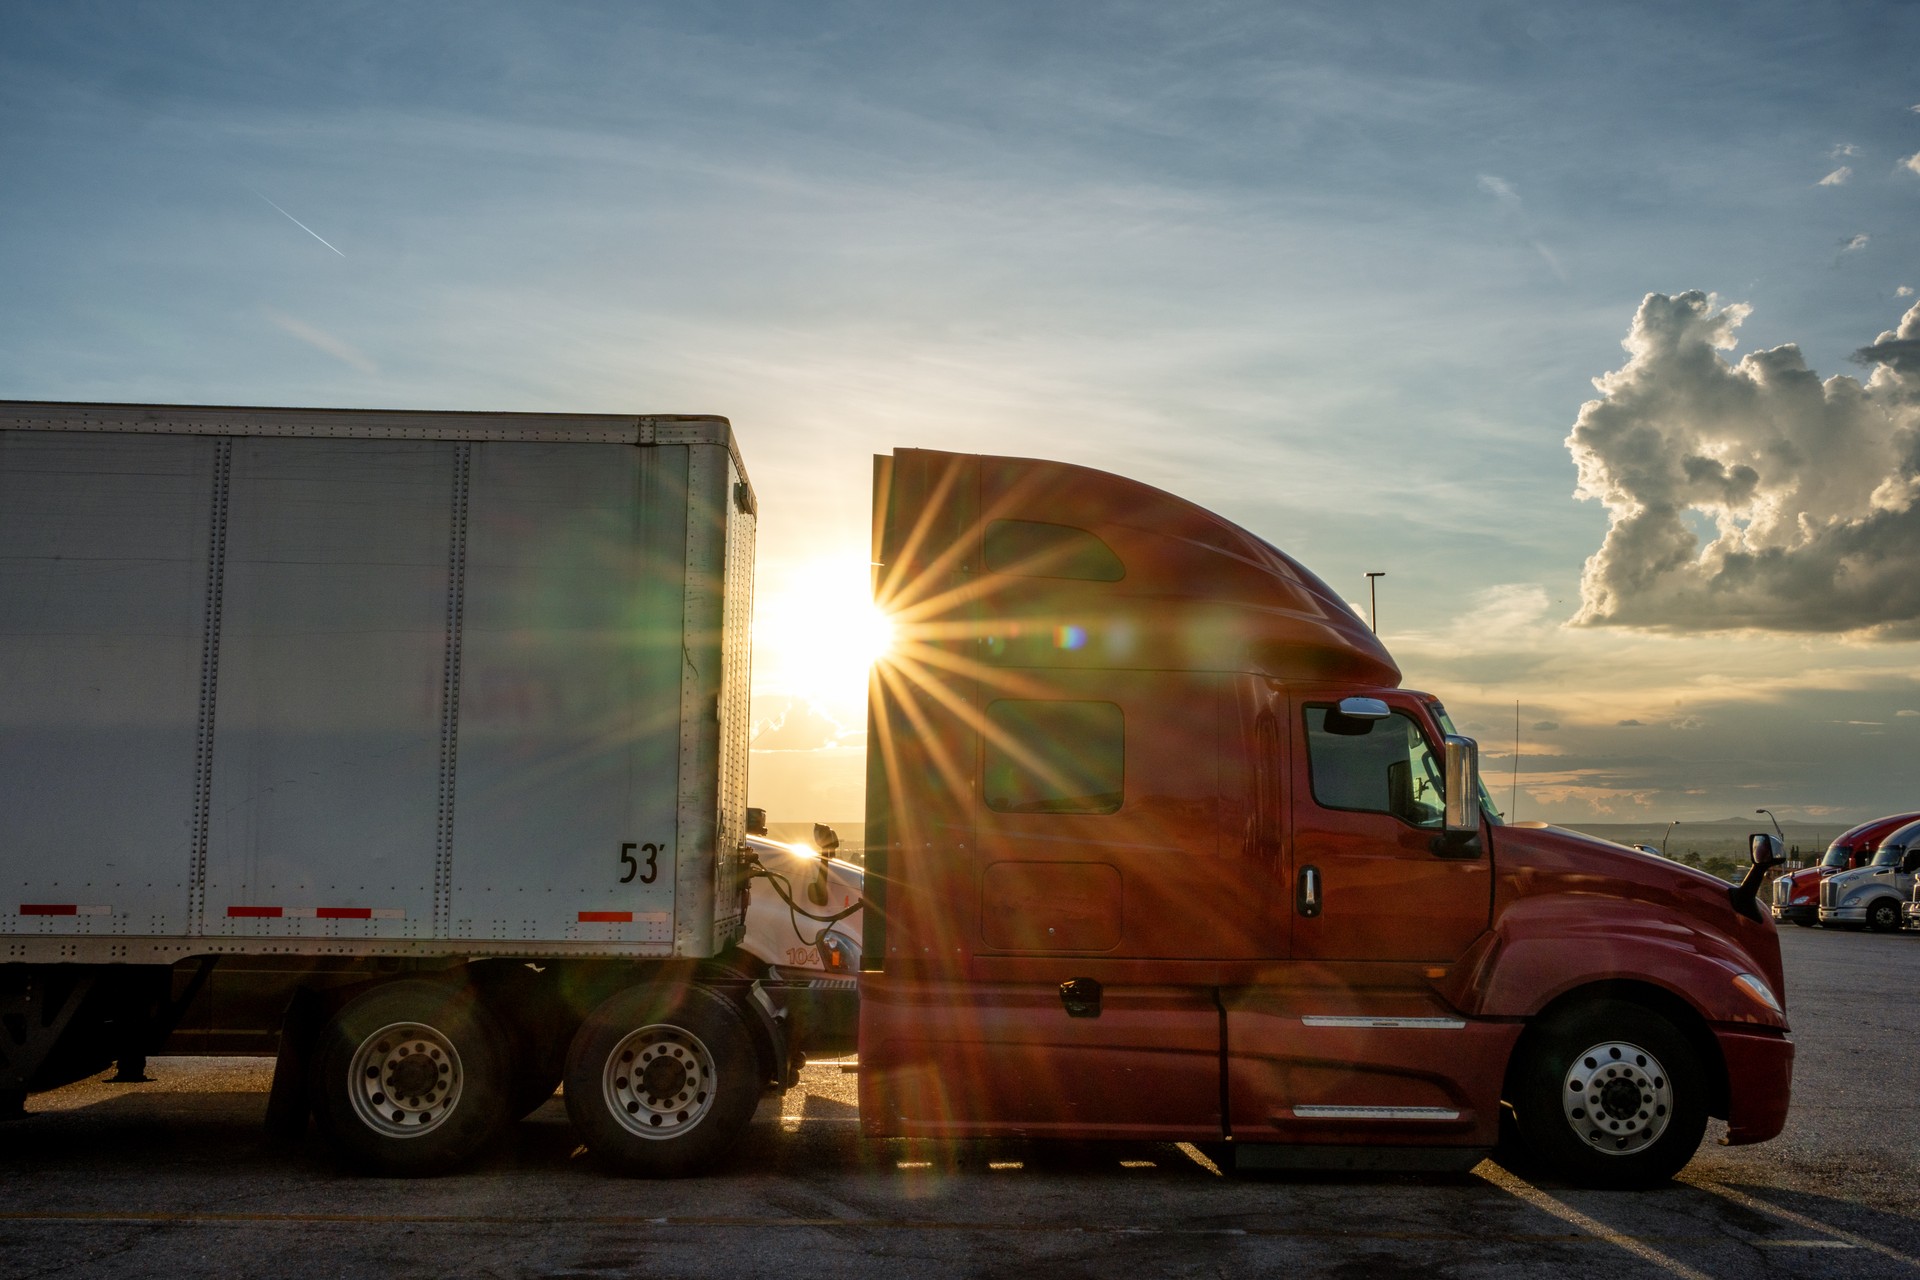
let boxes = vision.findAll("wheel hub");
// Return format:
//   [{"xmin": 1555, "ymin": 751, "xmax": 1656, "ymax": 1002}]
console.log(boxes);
[
  {"xmin": 348, "ymin": 1022, "xmax": 464, "ymax": 1139},
  {"xmin": 1560, "ymin": 1040, "xmax": 1672, "ymax": 1155},
  {"xmin": 602, "ymin": 1023, "xmax": 718, "ymax": 1141}
]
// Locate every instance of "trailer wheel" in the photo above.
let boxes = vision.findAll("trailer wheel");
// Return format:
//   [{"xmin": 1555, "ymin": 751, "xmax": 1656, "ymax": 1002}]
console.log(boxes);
[
  {"xmin": 1866, "ymin": 898, "xmax": 1902, "ymax": 932},
  {"xmin": 563, "ymin": 984, "xmax": 759, "ymax": 1177},
  {"xmin": 312, "ymin": 980, "xmax": 509, "ymax": 1175},
  {"xmin": 1508, "ymin": 999, "xmax": 1706, "ymax": 1189}
]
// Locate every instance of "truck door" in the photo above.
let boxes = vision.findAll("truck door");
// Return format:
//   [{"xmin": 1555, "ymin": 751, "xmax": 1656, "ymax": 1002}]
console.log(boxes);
[
  {"xmin": 1221, "ymin": 690, "xmax": 1502, "ymax": 1149},
  {"xmin": 1287, "ymin": 693, "xmax": 1489, "ymax": 963}
]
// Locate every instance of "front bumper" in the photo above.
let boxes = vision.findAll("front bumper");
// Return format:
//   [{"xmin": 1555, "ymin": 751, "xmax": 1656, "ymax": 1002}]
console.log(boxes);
[
  {"xmin": 1818, "ymin": 906, "xmax": 1866, "ymax": 925},
  {"xmin": 1903, "ymin": 901, "xmax": 1920, "ymax": 929},
  {"xmin": 1717, "ymin": 1027, "xmax": 1794, "ymax": 1145},
  {"xmin": 1771, "ymin": 903, "xmax": 1817, "ymax": 925}
]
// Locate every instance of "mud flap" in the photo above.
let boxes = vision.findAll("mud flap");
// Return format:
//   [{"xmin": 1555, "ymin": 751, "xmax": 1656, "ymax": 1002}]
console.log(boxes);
[{"xmin": 264, "ymin": 987, "xmax": 326, "ymax": 1141}]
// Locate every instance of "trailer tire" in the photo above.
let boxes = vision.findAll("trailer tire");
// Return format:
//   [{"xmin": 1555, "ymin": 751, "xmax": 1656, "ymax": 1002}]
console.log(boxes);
[
  {"xmin": 1508, "ymin": 999, "xmax": 1706, "ymax": 1189},
  {"xmin": 311, "ymin": 980, "xmax": 509, "ymax": 1176},
  {"xmin": 564, "ymin": 984, "xmax": 759, "ymax": 1177},
  {"xmin": 1866, "ymin": 898, "xmax": 1902, "ymax": 933}
]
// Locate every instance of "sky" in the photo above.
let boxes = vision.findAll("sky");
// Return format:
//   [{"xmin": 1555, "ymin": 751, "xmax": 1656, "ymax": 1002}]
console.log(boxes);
[{"xmin": 4, "ymin": 1, "xmax": 1919, "ymax": 826}]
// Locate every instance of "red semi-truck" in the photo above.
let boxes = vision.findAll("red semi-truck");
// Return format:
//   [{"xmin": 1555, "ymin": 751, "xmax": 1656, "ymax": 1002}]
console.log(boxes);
[
  {"xmin": 0, "ymin": 406, "xmax": 1792, "ymax": 1189},
  {"xmin": 857, "ymin": 448, "xmax": 1791, "ymax": 1188}
]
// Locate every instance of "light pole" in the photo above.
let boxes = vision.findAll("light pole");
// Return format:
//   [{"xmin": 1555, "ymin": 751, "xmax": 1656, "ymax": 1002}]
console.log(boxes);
[
  {"xmin": 1755, "ymin": 808, "xmax": 1785, "ymax": 839},
  {"xmin": 1365, "ymin": 572, "xmax": 1385, "ymax": 633},
  {"xmin": 1661, "ymin": 820, "xmax": 1680, "ymax": 857}
]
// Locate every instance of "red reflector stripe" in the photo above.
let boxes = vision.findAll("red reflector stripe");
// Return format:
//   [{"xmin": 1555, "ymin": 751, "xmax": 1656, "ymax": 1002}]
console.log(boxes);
[
  {"xmin": 226, "ymin": 906, "xmax": 283, "ymax": 918},
  {"xmin": 20, "ymin": 904, "xmax": 76, "ymax": 916},
  {"xmin": 579, "ymin": 911, "xmax": 633, "ymax": 923},
  {"xmin": 316, "ymin": 907, "xmax": 373, "ymax": 920}
]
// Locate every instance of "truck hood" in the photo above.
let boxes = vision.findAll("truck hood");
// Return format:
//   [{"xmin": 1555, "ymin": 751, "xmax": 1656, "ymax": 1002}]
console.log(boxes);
[
  {"xmin": 1824, "ymin": 865, "xmax": 1900, "ymax": 894},
  {"xmin": 1490, "ymin": 822, "xmax": 1787, "ymax": 1017}
]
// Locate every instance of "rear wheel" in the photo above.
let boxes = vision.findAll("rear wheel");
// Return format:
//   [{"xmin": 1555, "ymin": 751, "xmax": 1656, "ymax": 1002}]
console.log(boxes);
[
  {"xmin": 1867, "ymin": 898, "xmax": 1902, "ymax": 932},
  {"xmin": 311, "ymin": 979, "xmax": 510, "ymax": 1175},
  {"xmin": 563, "ymin": 984, "xmax": 760, "ymax": 1176},
  {"xmin": 1507, "ymin": 999, "xmax": 1707, "ymax": 1189}
]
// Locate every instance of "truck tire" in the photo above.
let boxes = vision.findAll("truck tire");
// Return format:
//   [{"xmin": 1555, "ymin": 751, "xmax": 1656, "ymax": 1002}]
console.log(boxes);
[
  {"xmin": 1508, "ymin": 999, "xmax": 1706, "ymax": 1189},
  {"xmin": 1866, "ymin": 898, "xmax": 1902, "ymax": 933},
  {"xmin": 563, "ymin": 984, "xmax": 759, "ymax": 1177},
  {"xmin": 311, "ymin": 979, "xmax": 509, "ymax": 1175}
]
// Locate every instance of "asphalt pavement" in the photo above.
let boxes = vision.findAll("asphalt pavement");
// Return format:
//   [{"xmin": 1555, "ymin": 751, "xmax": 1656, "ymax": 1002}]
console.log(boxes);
[{"xmin": 2, "ymin": 925, "xmax": 1916, "ymax": 1279}]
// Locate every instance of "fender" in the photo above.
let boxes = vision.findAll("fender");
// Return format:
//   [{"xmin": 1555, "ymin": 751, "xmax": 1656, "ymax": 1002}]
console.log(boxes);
[{"xmin": 1439, "ymin": 825, "xmax": 1789, "ymax": 1032}]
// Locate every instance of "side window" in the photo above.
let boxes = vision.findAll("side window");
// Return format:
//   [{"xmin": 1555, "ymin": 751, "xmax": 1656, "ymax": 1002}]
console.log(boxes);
[
  {"xmin": 983, "ymin": 519, "xmax": 1124, "ymax": 582},
  {"xmin": 984, "ymin": 699, "xmax": 1124, "ymax": 814},
  {"xmin": 1304, "ymin": 706, "xmax": 1445, "ymax": 828}
]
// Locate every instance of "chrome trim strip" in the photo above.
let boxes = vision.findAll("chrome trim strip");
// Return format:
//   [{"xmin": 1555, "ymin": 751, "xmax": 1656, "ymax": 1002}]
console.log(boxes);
[
  {"xmin": 1291, "ymin": 1105, "xmax": 1462, "ymax": 1121},
  {"xmin": 1300, "ymin": 1016, "xmax": 1467, "ymax": 1029}
]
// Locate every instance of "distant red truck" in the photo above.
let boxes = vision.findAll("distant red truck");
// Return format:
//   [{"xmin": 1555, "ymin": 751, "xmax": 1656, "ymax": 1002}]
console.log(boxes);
[{"xmin": 1770, "ymin": 813, "xmax": 1920, "ymax": 927}]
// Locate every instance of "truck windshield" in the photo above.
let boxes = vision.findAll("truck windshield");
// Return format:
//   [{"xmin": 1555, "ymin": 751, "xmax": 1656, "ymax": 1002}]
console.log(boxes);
[
  {"xmin": 1871, "ymin": 846, "xmax": 1905, "ymax": 868},
  {"xmin": 1430, "ymin": 703, "xmax": 1503, "ymax": 824},
  {"xmin": 1821, "ymin": 845, "xmax": 1851, "ymax": 869}
]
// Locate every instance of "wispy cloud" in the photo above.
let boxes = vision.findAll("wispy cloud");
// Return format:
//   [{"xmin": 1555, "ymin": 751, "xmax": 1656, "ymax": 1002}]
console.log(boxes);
[
  {"xmin": 262, "ymin": 309, "xmax": 377, "ymax": 373},
  {"xmin": 1817, "ymin": 166, "xmax": 1851, "ymax": 186},
  {"xmin": 1842, "ymin": 232, "xmax": 1870, "ymax": 251},
  {"xmin": 1831, "ymin": 143, "xmax": 1859, "ymax": 158},
  {"xmin": 1902, "ymin": 152, "xmax": 1920, "ymax": 176}
]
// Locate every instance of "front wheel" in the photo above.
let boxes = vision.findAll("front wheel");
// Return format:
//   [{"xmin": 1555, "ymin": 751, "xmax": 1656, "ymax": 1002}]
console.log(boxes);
[
  {"xmin": 311, "ymin": 979, "xmax": 510, "ymax": 1175},
  {"xmin": 563, "ymin": 984, "xmax": 761, "ymax": 1176},
  {"xmin": 1507, "ymin": 999, "xmax": 1707, "ymax": 1189},
  {"xmin": 1866, "ymin": 898, "xmax": 1902, "ymax": 933}
]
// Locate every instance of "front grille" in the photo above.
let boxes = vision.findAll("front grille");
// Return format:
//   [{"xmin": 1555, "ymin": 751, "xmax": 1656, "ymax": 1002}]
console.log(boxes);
[
  {"xmin": 1821, "ymin": 878, "xmax": 1838, "ymax": 909},
  {"xmin": 1773, "ymin": 878, "xmax": 1789, "ymax": 906}
]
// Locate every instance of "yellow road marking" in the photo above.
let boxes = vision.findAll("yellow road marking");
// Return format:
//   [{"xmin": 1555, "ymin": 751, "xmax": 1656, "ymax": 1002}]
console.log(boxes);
[
  {"xmin": 1477, "ymin": 1163, "xmax": 1717, "ymax": 1280},
  {"xmin": 1686, "ymin": 1181, "xmax": 1919, "ymax": 1269}
]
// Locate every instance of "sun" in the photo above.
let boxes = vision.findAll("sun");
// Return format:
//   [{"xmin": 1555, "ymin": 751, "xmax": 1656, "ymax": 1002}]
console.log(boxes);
[{"xmin": 753, "ymin": 552, "xmax": 895, "ymax": 711}]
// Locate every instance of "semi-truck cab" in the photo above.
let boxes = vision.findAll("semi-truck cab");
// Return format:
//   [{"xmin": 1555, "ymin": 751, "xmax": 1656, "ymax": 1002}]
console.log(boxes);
[
  {"xmin": 1773, "ymin": 813, "xmax": 1920, "ymax": 926},
  {"xmin": 858, "ymin": 448, "xmax": 1792, "ymax": 1188}
]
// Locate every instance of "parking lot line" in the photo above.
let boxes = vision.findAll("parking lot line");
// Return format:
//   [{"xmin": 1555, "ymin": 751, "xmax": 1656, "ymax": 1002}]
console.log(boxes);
[
  {"xmin": 1686, "ymin": 1180, "xmax": 1920, "ymax": 1269},
  {"xmin": 1476, "ymin": 1163, "xmax": 1717, "ymax": 1280}
]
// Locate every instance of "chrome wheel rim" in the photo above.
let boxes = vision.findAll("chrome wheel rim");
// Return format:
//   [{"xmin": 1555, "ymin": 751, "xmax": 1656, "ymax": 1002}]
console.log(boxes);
[
  {"xmin": 601, "ymin": 1023, "xmax": 717, "ymax": 1141},
  {"xmin": 348, "ymin": 1021, "xmax": 463, "ymax": 1139},
  {"xmin": 1562, "ymin": 1040, "xmax": 1672, "ymax": 1155}
]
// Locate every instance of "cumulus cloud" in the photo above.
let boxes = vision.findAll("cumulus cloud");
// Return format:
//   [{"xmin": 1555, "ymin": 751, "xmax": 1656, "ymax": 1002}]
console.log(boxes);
[
  {"xmin": 1901, "ymin": 286, "xmax": 1916, "ymax": 298},
  {"xmin": 1567, "ymin": 292, "xmax": 1920, "ymax": 636},
  {"xmin": 1818, "ymin": 167, "xmax": 1852, "ymax": 186},
  {"xmin": 1903, "ymin": 152, "xmax": 1920, "ymax": 176}
]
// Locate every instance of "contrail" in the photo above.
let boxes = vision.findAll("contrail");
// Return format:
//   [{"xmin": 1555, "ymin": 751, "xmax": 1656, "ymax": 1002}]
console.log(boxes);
[{"xmin": 245, "ymin": 186, "xmax": 345, "ymax": 257}]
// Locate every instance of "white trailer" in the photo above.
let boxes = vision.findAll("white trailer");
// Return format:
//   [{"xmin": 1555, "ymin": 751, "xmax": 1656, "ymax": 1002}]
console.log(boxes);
[{"xmin": 0, "ymin": 401, "xmax": 775, "ymax": 1174}]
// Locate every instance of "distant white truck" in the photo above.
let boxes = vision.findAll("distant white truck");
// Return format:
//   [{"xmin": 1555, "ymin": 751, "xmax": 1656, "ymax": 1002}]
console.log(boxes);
[{"xmin": 0, "ymin": 400, "xmax": 781, "ymax": 1175}]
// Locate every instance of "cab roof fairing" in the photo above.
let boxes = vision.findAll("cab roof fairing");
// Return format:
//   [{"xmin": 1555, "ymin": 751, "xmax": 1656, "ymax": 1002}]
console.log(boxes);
[{"xmin": 874, "ymin": 448, "xmax": 1401, "ymax": 687}]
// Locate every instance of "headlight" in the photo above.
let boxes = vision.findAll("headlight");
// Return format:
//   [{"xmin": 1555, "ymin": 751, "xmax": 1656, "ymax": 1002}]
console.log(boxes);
[{"xmin": 1733, "ymin": 972, "xmax": 1783, "ymax": 1014}]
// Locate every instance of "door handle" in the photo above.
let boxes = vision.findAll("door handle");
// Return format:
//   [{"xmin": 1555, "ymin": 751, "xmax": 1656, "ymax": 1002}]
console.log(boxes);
[{"xmin": 1296, "ymin": 865, "xmax": 1322, "ymax": 918}]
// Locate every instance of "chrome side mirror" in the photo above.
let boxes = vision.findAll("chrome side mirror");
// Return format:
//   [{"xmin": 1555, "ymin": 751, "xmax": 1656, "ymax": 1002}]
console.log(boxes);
[
  {"xmin": 1749, "ymin": 833, "xmax": 1784, "ymax": 867},
  {"xmin": 1442, "ymin": 735, "xmax": 1479, "ymax": 833},
  {"xmin": 1336, "ymin": 696, "xmax": 1391, "ymax": 720}
]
